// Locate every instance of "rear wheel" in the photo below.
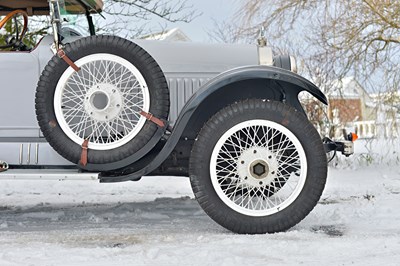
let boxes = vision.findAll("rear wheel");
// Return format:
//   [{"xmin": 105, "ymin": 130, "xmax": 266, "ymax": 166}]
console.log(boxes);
[
  {"xmin": 36, "ymin": 36, "xmax": 169, "ymax": 166},
  {"xmin": 189, "ymin": 99, "xmax": 327, "ymax": 234}
]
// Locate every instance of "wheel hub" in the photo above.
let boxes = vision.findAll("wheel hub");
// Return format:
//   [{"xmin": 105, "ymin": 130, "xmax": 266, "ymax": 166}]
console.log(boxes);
[
  {"xmin": 237, "ymin": 147, "xmax": 279, "ymax": 187},
  {"xmin": 84, "ymin": 83, "xmax": 123, "ymax": 122},
  {"xmin": 90, "ymin": 91, "xmax": 109, "ymax": 110},
  {"xmin": 250, "ymin": 160, "xmax": 269, "ymax": 179}
]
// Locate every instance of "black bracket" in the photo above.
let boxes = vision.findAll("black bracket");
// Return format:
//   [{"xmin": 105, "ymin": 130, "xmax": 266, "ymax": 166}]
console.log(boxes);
[
  {"xmin": 80, "ymin": 119, "xmax": 169, "ymax": 172},
  {"xmin": 323, "ymin": 137, "xmax": 354, "ymax": 157}
]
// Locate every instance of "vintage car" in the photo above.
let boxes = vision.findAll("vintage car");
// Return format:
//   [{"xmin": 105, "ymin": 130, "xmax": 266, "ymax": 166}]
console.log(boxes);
[{"xmin": 0, "ymin": 0, "xmax": 355, "ymax": 234}]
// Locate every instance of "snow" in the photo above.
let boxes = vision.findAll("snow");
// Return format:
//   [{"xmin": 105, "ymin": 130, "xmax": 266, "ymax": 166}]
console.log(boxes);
[
  {"xmin": 0, "ymin": 167, "xmax": 400, "ymax": 266},
  {"xmin": 335, "ymin": 138, "xmax": 400, "ymax": 166}
]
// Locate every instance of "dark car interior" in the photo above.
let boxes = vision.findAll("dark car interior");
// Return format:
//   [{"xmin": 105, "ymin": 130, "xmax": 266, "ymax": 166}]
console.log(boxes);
[{"xmin": 0, "ymin": 0, "xmax": 101, "ymax": 51}]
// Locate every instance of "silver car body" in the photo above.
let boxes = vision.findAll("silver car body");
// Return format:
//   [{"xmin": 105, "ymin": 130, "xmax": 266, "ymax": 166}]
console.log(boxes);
[{"xmin": 0, "ymin": 35, "xmax": 259, "ymax": 166}]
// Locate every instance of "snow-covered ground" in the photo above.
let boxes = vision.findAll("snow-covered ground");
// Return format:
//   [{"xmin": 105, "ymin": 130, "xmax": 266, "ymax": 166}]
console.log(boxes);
[{"xmin": 0, "ymin": 166, "xmax": 399, "ymax": 266}]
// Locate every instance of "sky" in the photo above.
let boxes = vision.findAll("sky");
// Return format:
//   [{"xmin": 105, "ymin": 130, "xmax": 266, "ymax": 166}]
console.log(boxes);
[
  {"xmin": 140, "ymin": 0, "xmax": 240, "ymax": 43},
  {"xmin": 93, "ymin": 0, "xmax": 240, "ymax": 43}
]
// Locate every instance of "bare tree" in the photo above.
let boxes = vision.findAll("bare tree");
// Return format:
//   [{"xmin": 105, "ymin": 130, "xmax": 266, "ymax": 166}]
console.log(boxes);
[
  {"xmin": 1, "ymin": 0, "xmax": 198, "ymax": 46},
  {"xmin": 208, "ymin": 0, "xmax": 400, "ymax": 138},
  {"xmin": 228, "ymin": 0, "xmax": 400, "ymax": 92},
  {"xmin": 100, "ymin": 0, "xmax": 199, "ymax": 38}
]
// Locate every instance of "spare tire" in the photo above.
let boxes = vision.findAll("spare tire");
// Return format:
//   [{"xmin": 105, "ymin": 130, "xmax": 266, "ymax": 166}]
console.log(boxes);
[{"xmin": 35, "ymin": 35, "xmax": 169, "ymax": 165}]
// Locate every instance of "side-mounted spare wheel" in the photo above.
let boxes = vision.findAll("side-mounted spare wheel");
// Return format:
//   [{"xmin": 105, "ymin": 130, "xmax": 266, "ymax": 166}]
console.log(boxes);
[
  {"xmin": 35, "ymin": 36, "xmax": 169, "ymax": 167},
  {"xmin": 189, "ymin": 99, "xmax": 327, "ymax": 234}
]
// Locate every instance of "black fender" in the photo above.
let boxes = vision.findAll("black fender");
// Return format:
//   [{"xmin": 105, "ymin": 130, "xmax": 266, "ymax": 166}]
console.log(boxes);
[{"xmin": 100, "ymin": 65, "xmax": 327, "ymax": 182}]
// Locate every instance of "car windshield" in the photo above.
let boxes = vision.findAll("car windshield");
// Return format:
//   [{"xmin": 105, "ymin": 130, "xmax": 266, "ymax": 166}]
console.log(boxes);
[
  {"xmin": 58, "ymin": 0, "xmax": 104, "ymax": 38},
  {"xmin": 59, "ymin": 1, "xmax": 91, "ymax": 38}
]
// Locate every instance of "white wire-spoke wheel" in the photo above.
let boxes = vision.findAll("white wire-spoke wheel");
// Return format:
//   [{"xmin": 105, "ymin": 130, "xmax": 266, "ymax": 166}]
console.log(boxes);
[
  {"xmin": 189, "ymin": 99, "xmax": 327, "ymax": 234},
  {"xmin": 211, "ymin": 119, "xmax": 307, "ymax": 217},
  {"xmin": 36, "ymin": 36, "xmax": 169, "ymax": 167},
  {"xmin": 54, "ymin": 53, "xmax": 150, "ymax": 150}
]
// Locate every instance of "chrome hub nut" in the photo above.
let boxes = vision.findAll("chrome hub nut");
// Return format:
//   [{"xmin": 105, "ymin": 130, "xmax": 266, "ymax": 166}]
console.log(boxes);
[{"xmin": 250, "ymin": 160, "xmax": 269, "ymax": 179}]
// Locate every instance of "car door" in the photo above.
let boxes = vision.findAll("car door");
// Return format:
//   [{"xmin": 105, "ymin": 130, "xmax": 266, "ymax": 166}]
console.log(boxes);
[{"xmin": 0, "ymin": 51, "xmax": 40, "ymax": 138}]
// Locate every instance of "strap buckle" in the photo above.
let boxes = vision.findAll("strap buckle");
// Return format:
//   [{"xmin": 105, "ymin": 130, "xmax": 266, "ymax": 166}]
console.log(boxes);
[
  {"xmin": 56, "ymin": 49, "xmax": 81, "ymax": 72},
  {"xmin": 57, "ymin": 49, "xmax": 66, "ymax": 58},
  {"xmin": 140, "ymin": 110, "xmax": 165, "ymax": 128}
]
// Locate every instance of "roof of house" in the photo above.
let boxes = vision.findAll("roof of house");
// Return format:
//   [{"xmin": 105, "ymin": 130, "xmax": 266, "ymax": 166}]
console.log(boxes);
[
  {"xmin": 328, "ymin": 76, "xmax": 370, "ymax": 99},
  {"xmin": 141, "ymin": 28, "xmax": 191, "ymax": 42}
]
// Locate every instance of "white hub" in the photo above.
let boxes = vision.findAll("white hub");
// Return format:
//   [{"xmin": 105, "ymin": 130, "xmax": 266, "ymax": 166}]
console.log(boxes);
[
  {"xmin": 237, "ymin": 147, "xmax": 279, "ymax": 188},
  {"xmin": 84, "ymin": 83, "xmax": 123, "ymax": 122}
]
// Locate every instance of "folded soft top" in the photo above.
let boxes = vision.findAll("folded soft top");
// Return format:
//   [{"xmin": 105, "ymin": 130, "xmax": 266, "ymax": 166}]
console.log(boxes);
[{"xmin": 0, "ymin": 0, "xmax": 103, "ymax": 16}]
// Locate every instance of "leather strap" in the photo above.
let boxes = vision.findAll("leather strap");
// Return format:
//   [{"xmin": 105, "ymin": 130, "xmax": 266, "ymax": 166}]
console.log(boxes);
[
  {"xmin": 140, "ymin": 111, "xmax": 165, "ymax": 128},
  {"xmin": 79, "ymin": 139, "xmax": 89, "ymax": 166},
  {"xmin": 57, "ymin": 49, "xmax": 81, "ymax": 72}
]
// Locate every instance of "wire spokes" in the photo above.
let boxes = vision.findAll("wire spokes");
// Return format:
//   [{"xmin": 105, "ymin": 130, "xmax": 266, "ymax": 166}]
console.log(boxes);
[
  {"xmin": 55, "ymin": 53, "xmax": 150, "ymax": 150},
  {"xmin": 210, "ymin": 120, "xmax": 307, "ymax": 216}
]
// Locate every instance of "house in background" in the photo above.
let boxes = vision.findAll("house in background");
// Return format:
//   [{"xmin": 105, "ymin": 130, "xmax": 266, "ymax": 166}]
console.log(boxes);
[
  {"xmin": 141, "ymin": 28, "xmax": 191, "ymax": 42},
  {"xmin": 327, "ymin": 77, "xmax": 375, "ymax": 123},
  {"xmin": 327, "ymin": 77, "xmax": 399, "ymax": 138},
  {"xmin": 302, "ymin": 76, "xmax": 399, "ymax": 139}
]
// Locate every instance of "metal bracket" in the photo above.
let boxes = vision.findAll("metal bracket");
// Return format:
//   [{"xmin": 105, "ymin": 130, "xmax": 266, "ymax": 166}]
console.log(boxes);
[
  {"xmin": 83, "ymin": 121, "xmax": 168, "ymax": 173},
  {"xmin": 323, "ymin": 137, "xmax": 354, "ymax": 157},
  {"xmin": 49, "ymin": 0, "xmax": 63, "ymax": 50},
  {"xmin": 257, "ymin": 27, "xmax": 274, "ymax": 66}
]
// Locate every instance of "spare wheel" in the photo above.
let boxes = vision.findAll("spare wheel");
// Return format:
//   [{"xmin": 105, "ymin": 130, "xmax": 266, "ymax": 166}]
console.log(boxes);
[{"xmin": 35, "ymin": 35, "xmax": 169, "ymax": 166}]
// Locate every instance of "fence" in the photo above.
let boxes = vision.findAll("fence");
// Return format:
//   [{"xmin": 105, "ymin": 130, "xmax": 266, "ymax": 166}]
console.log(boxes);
[
  {"xmin": 351, "ymin": 119, "xmax": 400, "ymax": 139},
  {"xmin": 329, "ymin": 119, "xmax": 400, "ymax": 166}
]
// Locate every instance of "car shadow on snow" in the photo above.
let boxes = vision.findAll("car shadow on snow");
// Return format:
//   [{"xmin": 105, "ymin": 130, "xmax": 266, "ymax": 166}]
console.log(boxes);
[
  {"xmin": 0, "ymin": 197, "xmax": 222, "ymax": 234},
  {"xmin": 0, "ymin": 196, "xmax": 348, "ymax": 238}
]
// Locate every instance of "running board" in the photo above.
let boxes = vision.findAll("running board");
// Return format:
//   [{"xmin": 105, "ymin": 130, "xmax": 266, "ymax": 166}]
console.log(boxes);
[{"xmin": 0, "ymin": 169, "xmax": 99, "ymax": 181}]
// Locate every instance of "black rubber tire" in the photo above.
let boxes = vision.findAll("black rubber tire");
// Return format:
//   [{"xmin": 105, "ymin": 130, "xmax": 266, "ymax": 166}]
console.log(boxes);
[
  {"xmin": 35, "ymin": 35, "xmax": 169, "ymax": 165},
  {"xmin": 189, "ymin": 99, "xmax": 327, "ymax": 234}
]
